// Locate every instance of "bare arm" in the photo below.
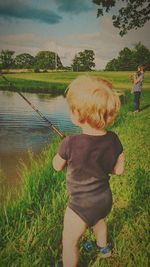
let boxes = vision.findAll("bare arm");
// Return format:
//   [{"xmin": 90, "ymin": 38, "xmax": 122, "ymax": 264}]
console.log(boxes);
[
  {"xmin": 112, "ymin": 152, "xmax": 124, "ymax": 175},
  {"xmin": 52, "ymin": 153, "xmax": 67, "ymax": 171}
]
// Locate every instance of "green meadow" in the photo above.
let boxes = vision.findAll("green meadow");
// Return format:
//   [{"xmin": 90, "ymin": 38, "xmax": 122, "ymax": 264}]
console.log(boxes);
[
  {"xmin": 0, "ymin": 71, "xmax": 150, "ymax": 267},
  {"xmin": 0, "ymin": 71, "xmax": 150, "ymax": 92}
]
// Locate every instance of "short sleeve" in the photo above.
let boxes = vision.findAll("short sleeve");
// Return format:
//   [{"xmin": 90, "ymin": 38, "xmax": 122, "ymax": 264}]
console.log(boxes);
[
  {"xmin": 58, "ymin": 136, "xmax": 69, "ymax": 160},
  {"xmin": 113, "ymin": 133, "xmax": 123, "ymax": 157}
]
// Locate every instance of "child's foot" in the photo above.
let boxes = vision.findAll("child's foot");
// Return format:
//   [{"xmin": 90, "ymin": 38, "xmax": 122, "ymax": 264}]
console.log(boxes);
[
  {"xmin": 83, "ymin": 241, "xmax": 112, "ymax": 258},
  {"xmin": 83, "ymin": 240, "xmax": 97, "ymax": 251},
  {"xmin": 97, "ymin": 243, "xmax": 112, "ymax": 258}
]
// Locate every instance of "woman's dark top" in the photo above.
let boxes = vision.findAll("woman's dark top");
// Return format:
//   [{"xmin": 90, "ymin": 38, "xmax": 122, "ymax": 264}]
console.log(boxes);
[{"xmin": 58, "ymin": 131, "xmax": 123, "ymax": 227}]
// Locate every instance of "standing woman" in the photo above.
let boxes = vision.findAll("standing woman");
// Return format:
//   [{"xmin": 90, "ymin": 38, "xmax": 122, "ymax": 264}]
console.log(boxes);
[{"xmin": 132, "ymin": 65, "xmax": 145, "ymax": 112}]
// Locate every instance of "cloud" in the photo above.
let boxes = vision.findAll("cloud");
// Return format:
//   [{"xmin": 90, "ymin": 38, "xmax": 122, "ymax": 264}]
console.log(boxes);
[
  {"xmin": 55, "ymin": 0, "xmax": 92, "ymax": 14},
  {"xmin": 0, "ymin": 33, "xmax": 81, "ymax": 67},
  {"xmin": 0, "ymin": 0, "xmax": 62, "ymax": 24},
  {"xmin": 63, "ymin": 16, "xmax": 150, "ymax": 69},
  {"xmin": 0, "ymin": 12, "xmax": 149, "ymax": 70}
]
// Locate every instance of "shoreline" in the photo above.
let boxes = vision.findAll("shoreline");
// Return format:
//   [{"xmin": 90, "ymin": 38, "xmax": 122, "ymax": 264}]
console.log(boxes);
[{"xmin": 0, "ymin": 85, "xmax": 66, "ymax": 94}]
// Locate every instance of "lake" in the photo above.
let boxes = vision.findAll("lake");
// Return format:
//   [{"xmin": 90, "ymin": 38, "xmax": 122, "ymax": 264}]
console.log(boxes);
[{"xmin": 0, "ymin": 90, "xmax": 79, "ymax": 191}]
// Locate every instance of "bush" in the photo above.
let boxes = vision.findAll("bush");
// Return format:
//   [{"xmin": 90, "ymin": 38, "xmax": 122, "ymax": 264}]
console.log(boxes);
[{"xmin": 34, "ymin": 67, "xmax": 40, "ymax": 73}]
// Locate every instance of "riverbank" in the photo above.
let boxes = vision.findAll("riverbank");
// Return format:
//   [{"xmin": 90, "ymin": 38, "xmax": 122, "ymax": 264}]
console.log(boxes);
[
  {"xmin": 0, "ymin": 90, "xmax": 149, "ymax": 267},
  {"xmin": 0, "ymin": 71, "xmax": 150, "ymax": 94},
  {"xmin": 0, "ymin": 75, "xmax": 67, "ymax": 94}
]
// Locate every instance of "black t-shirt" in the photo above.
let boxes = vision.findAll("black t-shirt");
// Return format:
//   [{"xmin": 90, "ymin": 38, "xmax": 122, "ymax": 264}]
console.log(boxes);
[{"xmin": 58, "ymin": 131, "xmax": 123, "ymax": 196}]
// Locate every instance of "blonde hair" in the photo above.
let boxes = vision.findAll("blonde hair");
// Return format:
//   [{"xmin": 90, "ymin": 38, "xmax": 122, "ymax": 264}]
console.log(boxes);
[{"xmin": 66, "ymin": 75, "xmax": 120, "ymax": 129}]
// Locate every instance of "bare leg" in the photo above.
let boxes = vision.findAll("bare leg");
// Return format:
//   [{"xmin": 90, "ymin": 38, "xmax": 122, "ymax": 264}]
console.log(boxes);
[
  {"xmin": 62, "ymin": 207, "xmax": 87, "ymax": 267},
  {"xmin": 93, "ymin": 219, "xmax": 107, "ymax": 247}
]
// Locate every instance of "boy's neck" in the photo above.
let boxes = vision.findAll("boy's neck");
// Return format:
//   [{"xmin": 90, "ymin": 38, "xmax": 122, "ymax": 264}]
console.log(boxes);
[{"xmin": 81, "ymin": 124, "xmax": 107, "ymax": 136}]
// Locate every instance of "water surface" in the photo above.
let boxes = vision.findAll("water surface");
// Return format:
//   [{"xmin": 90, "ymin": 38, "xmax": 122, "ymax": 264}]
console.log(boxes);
[{"xmin": 0, "ymin": 90, "xmax": 79, "ymax": 190}]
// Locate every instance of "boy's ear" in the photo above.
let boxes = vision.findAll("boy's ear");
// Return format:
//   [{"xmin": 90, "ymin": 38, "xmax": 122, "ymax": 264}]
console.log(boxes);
[
  {"xmin": 73, "ymin": 109, "xmax": 80, "ymax": 118},
  {"xmin": 70, "ymin": 109, "xmax": 80, "ymax": 126}
]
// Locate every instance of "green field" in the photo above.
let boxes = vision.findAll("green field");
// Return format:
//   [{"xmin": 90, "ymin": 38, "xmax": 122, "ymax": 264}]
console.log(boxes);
[
  {"xmin": 0, "ymin": 72, "xmax": 150, "ymax": 267},
  {"xmin": 0, "ymin": 71, "xmax": 150, "ymax": 93}
]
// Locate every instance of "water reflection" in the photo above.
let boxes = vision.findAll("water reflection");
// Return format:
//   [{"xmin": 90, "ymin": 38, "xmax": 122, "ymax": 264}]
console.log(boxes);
[{"xmin": 0, "ymin": 90, "xmax": 79, "ymax": 187}]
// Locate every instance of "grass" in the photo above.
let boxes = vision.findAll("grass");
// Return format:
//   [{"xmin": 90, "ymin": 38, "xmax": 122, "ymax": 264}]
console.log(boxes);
[
  {"xmin": 0, "ymin": 71, "xmax": 150, "ymax": 93},
  {"xmin": 0, "ymin": 73, "xmax": 150, "ymax": 266}
]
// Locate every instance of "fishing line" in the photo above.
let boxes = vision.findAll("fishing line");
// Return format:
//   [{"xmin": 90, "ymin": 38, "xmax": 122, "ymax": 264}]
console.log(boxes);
[{"xmin": 0, "ymin": 73, "xmax": 65, "ymax": 139}]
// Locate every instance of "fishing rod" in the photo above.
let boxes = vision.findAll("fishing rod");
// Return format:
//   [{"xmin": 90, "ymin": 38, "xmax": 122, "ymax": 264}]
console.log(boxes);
[{"xmin": 0, "ymin": 73, "xmax": 65, "ymax": 139}]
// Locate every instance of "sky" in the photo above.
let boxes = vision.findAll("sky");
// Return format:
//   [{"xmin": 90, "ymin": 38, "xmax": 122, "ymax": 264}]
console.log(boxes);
[{"xmin": 0, "ymin": 0, "xmax": 149, "ymax": 70}]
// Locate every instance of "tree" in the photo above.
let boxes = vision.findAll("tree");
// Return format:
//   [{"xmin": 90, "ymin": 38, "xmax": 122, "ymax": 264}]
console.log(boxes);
[
  {"xmin": 117, "ymin": 47, "xmax": 135, "ymax": 70},
  {"xmin": 14, "ymin": 53, "xmax": 35, "ymax": 69},
  {"xmin": 72, "ymin": 55, "xmax": 80, "ymax": 71},
  {"xmin": 105, "ymin": 58, "xmax": 119, "ymax": 71},
  {"xmin": 132, "ymin": 42, "xmax": 150, "ymax": 70},
  {"xmin": 34, "ymin": 51, "xmax": 63, "ymax": 70},
  {"xmin": 72, "ymin": 50, "xmax": 95, "ymax": 71},
  {"xmin": 0, "ymin": 50, "xmax": 15, "ymax": 69},
  {"xmin": 105, "ymin": 43, "xmax": 150, "ymax": 71},
  {"xmin": 92, "ymin": 0, "xmax": 150, "ymax": 36}
]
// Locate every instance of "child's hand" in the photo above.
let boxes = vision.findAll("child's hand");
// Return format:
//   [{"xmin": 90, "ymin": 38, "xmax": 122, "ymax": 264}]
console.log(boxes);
[
  {"xmin": 52, "ymin": 153, "xmax": 67, "ymax": 171},
  {"xmin": 111, "ymin": 152, "xmax": 124, "ymax": 175}
]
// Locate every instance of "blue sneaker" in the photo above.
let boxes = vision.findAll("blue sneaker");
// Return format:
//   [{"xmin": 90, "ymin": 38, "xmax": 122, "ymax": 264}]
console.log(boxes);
[
  {"xmin": 83, "ymin": 240, "xmax": 97, "ymax": 251},
  {"xmin": 83, "ymin": 241, "xmax": 112, "ymax": 258},
  {"xmin": 97, "ymin": 243, "xmax": 112, "ymax": 258}
]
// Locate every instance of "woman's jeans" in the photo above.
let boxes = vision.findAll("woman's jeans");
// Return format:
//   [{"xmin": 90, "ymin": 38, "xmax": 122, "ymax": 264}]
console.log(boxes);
[{"xmin": 134, "ymin": 92, "xmax": 141, "ymax": 111}]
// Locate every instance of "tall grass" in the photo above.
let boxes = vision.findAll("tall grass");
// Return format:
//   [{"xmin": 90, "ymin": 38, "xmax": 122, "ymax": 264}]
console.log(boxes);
[
  {"xmin": 0, "ymin": 91, "xmax": 150, "ymax": 267},
  {"xmin": 0, "ymin": 140, "xmax": 67, "ymax": 266}
]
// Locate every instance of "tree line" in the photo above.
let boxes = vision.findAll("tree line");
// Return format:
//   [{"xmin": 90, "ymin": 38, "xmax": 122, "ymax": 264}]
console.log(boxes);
[
  {"xmin": 0, "ymin": 43, "xmax": 149, "ymax": 71},
  {"xmin": 105, "ymin": 43, "xmax": 150, "ymax": 71},
  {"xmin": 0, "ymin": 49, "xmax": 95, "ymax": 72}
]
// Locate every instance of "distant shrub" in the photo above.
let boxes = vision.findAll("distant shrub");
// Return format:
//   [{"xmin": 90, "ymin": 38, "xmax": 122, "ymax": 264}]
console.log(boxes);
[{"xmin": 34, "ymin": 67, "xmax": 40, "ymax": 73}]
